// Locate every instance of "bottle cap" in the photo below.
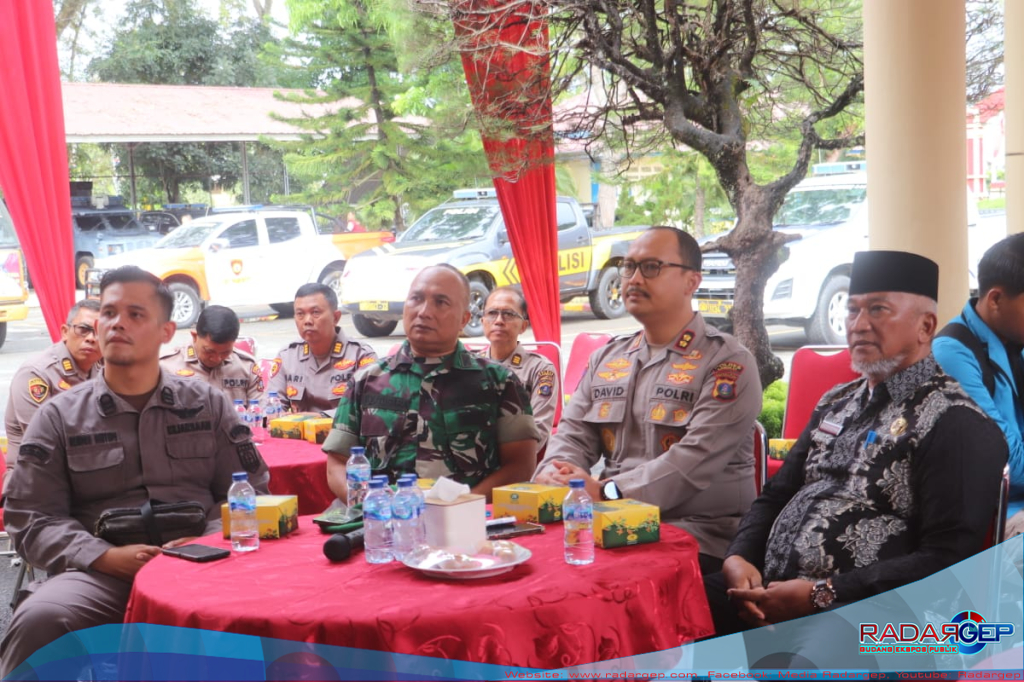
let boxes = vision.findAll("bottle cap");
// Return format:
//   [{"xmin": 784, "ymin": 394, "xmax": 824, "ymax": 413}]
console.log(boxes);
[
  {"xmin": 399, "ymin": 472, "xmax": 418, "ymax": 480},
  {"xmin": 233, "ymin": 399, "xmax": 244, "ymax": 405},
  {"xmin": 569, "ymin": 479, "xmax": 585, "ymax": 489},
  {"xmin": 350, "ymin": 446, "xmax": 366, "ymax": 456},
  {"xmin": 397, "ymin": 478, "xmax": 413, "ymax": 487},
  {"xmin": 232, "ymin": 472, "xmax": 248, "ymax": 482},
  {"xmin": 268, "ymin": 391, "xmax": 278, "ymax": 398},
  {"xmin": 368, "ymin": 479, "xmax": 385, "ymax": 489}
]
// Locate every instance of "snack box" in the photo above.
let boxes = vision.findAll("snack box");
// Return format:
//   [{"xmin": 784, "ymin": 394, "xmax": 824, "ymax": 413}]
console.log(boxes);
[
  {"xmin": 302, "ymin": 417, "xmax": 335, "ymax": 444},
  {"xmin": 492, "ymin": 483, "xmax": 567, "ymax": 523},
  {"xmin": 592, "ymin": 499, "xmax": 660, "ymax": 549},
  {"xmin": 269, "ymin": 412, "xmax": 319, "ymax": 440},
  {"xmin": 768, "ymin": 438, "xmax": 797, "ymax": 460},
  {"xmin": 221, "ymin": 494, "xmax": 299, "ymax": 540}
]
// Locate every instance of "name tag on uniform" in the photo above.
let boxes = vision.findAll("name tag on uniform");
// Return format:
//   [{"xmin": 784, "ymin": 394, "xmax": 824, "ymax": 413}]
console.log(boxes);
[{"xmin": 818, "ymin": 419, "xmax": 843, "ymax": 436}]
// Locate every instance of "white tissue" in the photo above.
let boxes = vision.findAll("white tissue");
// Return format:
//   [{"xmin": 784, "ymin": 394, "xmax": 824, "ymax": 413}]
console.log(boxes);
[{"xmin": 424, "ymin": 476, "xmax": 471, "ymax": 503}]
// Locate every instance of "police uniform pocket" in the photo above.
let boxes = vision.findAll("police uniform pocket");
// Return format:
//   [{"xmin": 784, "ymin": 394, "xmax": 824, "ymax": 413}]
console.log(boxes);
[
  {"xmin": 583, "ymin": 399, "xmax": 627, "ymax": 424},
  {"xmin": 166, "ymin": 435, "xmax": 216, "ymax": 484},
  {"xmin": 644, "ymin": 399, "xmax": 692, "ymax": 426},
  {"xmin": 68, "ymin": 447, "xmax": 126, "ymax": 500}
]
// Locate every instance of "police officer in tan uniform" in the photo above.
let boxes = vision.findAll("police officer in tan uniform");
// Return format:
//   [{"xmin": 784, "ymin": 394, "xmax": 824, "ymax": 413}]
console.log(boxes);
[
  {"xmin": 478, "ymin": 286, "xmax": 559, "ymax": 453},
  {"xmin": 160, "ymin": 305, "xmax": 263, "ymax": 403},
  {"xmin": 535, "ymin": 227, "xmax": 761, "ymax": 574},
  {"xmin": 268, "ymin": 283, "xmax": 376, "ymax": 413},
  {"xmin": 0, "ymin": 266, "xmax": 269, "ymax": 677},
  {"xmin": 3, "ymin": 299, "xmax": 102, "ymax": 493}
]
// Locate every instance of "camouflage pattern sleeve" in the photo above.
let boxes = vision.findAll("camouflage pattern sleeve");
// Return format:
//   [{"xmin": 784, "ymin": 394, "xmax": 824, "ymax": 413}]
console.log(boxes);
[{"xmin": 494, "ymin": 367, "xmax": 539, "ymax": 444}]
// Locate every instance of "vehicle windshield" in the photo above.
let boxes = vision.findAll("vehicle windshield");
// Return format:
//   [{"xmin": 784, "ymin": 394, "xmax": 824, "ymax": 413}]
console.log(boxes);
[
  {"xmin": 401, "ymin": 205, "xmax": 499, "ymax": 242},
  {"xmin": 775, "ymin": 187, "xmax": 866, "ymax": 227},
  {"xmin": 156, "ymin": 218, "xmax": 227, "ymax": 248},
  {"xmin": 0, "ymin": 201, "xmax": 18, "ymax": 248}
]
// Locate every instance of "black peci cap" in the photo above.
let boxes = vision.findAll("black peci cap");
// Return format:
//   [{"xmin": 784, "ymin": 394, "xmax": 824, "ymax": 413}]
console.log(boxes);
[{"xmin": 849, "ymin": 250, "xmax": 939, "ymax": 301}]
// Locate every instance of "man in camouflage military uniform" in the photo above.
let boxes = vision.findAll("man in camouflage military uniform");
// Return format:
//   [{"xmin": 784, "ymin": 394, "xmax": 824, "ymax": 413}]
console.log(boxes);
[
  {"xmin": 478, "ymin": 286, "xmax": 559, "ymax": 453},
  {"xmin": 535, "ymin": 227, "xmax": 761, "ymax": 574},
  {"xmin": 0, "ymin": 266, "xmax": 269, "ymax": 678},
  {"xmin": 160, "ymin": 305, "xmax": 263, "ymax": 403},
  {"xmin": 268, "ymin": 283, "xmax": 376, "ymax": 413},
  {"xmin": 323, "ymin": 265, "xmax": 538, "ymax": 500},
  {"xmin": 3, "ymin": 299, "xmax": 102, "ymax": 493}
]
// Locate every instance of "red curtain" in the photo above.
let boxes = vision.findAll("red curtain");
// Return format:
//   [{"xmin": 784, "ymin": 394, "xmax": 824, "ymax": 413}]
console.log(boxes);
[
  {"xmin": 0, "ymin": 0, "xmax": 75, "ymax": 340},
  {"xmin": 452, "ymin": 0, "xmax": 561, "ymax": 346}
]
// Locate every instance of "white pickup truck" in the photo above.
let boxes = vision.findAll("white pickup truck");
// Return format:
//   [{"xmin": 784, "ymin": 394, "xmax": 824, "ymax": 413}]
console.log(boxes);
[
  {"xmin": 88, "ymin": 209, "xmax": 393, "ymax": 327},
  {"xmin": 694, "ymin": 166, "xmax": 987, "ymax": 345}
]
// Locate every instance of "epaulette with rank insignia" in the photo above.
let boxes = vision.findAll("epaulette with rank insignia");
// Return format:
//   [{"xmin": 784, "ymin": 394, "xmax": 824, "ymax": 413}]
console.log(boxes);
[
  {"xmin": 187, "ymin": 346, "xmax": 197, "ymax": 359},
  {"xmin": 332, "ymin": 341, "xmax": 343, "ymax": 355},
  {"xmin": 61, "ymin": 358, "xmax": 75, "ymax": 375}
]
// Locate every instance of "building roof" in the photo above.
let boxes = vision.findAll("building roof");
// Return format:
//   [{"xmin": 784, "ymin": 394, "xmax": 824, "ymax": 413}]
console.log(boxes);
[{"xmin": 62, "ymin": 82, "xmax": 354, "ymax": 143}]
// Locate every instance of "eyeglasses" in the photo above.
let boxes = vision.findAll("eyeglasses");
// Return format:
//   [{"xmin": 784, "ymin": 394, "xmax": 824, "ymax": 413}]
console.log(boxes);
[
  {"xmin": 483, "ymin": 309, "xmax": 525, "ymax": 321},
  {"xmin": 70, "ymin": 324, "xmax": 96, "ymax": 338},
  {"xmin": 618, "ymin": 259, "xmax": 696, "ymax": 279}
]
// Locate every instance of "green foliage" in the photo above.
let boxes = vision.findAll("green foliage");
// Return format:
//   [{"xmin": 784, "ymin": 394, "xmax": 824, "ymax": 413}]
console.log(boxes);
[{"xmin": 759, "ymin": 381, "xmax": 788, "ymax": 439}]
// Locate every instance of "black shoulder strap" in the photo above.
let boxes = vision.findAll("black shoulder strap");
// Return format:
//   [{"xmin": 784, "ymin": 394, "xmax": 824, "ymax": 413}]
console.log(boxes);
[{"xmin": 936, "ymin": 320, "xmax": 998, "ymax": 397}]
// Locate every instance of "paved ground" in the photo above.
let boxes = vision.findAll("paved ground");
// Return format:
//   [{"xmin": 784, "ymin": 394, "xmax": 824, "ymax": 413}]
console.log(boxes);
[{"xmin": 0, "ymin": 296, "xmax": 808, "ymax": 641}]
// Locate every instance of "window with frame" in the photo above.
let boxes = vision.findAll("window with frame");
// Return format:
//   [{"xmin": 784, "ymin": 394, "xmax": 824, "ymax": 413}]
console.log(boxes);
[{"xmin": 267, "ymin": 217, "xmax": 302, "ymax": 243}]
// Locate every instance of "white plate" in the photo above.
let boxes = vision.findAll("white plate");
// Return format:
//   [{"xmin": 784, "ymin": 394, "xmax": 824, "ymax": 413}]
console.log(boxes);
[{"xmin": 401, "ymin": 541, "xmax": 532, "ymax": 580}]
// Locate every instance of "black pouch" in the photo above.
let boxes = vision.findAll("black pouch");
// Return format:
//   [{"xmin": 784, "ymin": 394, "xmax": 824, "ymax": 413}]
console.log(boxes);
[{"xmin": 95, "ymin": 499, "xmax": 208, "ymax": 546}]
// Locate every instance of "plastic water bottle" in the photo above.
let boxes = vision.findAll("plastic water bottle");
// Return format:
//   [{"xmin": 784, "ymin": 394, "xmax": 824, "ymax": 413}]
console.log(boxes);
[
  {"xmin": 247, "ymin": 400, "xmax": 265, "ymax": 444},
  {"xmin": 346, "ymin": 446, "xmax": 371, "ymax": 511},
  {"xmin": 563, "ymin": 479, "xmax": 594, "ymax": 565},
  {"xmin": 228, "ymin": 472, "xmax": 260, "ymax": 552},
  {"xmin": 233, "ymin": 398, "xmax": 247, "ymax": 426},
  {"xmin": 391, "ymin": 478, "xmax": 425, "ymax": 561},
  {"xmin": 399, "ymin": 474, "xmax": 427, "ymax": 548},
  {"xmin": 264, "ymin": 391, "xmax": 282, "ymax": 431},
  {"xmin": 363, "ymin": 479, "xmax": 393, "ymax": 564}
]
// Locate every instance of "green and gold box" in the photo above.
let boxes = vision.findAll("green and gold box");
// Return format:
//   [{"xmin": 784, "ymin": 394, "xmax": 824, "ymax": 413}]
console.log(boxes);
[
  {"xmin": 593, "ymin": 499, "xmax": 660, "ymax": 548},
  {"xmin": 221, "ymin": 494, "xmax": 299, "ymax": 540},
  {"xmin": 492, "ymin": 483, "xmax": 567, "ymax": 523},
  {"xmin": 269, "ymin": 412, "xmax": 319, "ymax": 440},
  {"xmin": 302, "ymin": 417, "xmax": 335, "ymax": 444}
]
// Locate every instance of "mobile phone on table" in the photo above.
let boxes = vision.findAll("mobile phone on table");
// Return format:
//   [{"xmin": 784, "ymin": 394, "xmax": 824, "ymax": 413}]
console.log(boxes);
[
  {"xmin": 488, "ymin": 522, "xmax": 544, "ymax": 540},
  {"xmin": 162, "ymin": 544, "xmax": 231, "ymax": 562}
]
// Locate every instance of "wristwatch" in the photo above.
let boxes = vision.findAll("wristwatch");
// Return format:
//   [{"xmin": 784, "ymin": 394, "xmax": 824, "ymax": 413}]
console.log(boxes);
[
  {"xmin": 601, "ymin": 481, "xmax": 622, "ymax": 501},
  {"xmin": 810, "ymin": 578, "xmax": 836, "ymax": 610}
]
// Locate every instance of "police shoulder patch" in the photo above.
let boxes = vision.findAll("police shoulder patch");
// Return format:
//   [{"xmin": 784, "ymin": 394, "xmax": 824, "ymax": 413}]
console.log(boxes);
[
  {"xmin": 28, "ymin": 378, "xmax": 50, "ymax": 404},
  {"xmin": 161, "ymin": 387, "xmax": 175, "ymax": 406},
  {"xmin": 230, "ymin": 424, "xmax": 252, "ymax": 439},
  {"xmin": 99, "ymin": 393, "xmax": 116, "ymax": 416},
  {"xmin": 237, "ymin": 442, "xmax": 262, "ymax": 474},
  {"xmin": 358, "ymin": 356, "xmax": 375, "ymax": 368},
  {"xmin": 19, "ymin": 443, "xmax": 49, "ymax": 463}
]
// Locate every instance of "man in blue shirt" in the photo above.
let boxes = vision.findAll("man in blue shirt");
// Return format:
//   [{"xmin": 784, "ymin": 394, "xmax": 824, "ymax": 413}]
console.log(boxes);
[{"xmin": 933, "ymin": 233, "xmax": 1024, "ymax": 524}]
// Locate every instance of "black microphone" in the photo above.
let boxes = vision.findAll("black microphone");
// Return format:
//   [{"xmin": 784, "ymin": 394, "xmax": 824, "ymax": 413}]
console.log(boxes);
[{"xmin": 323, "ymin": 529, "xmax": 366, "ymax": 562}]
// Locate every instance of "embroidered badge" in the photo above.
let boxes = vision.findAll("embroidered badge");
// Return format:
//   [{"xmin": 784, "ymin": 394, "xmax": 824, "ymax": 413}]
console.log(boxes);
[
  {"xmin": 597, "ymin": 369, "xmax": 630, "ymax": 382},
  {"xmin": 601, "ymin": 428, "xmax": 616, "ymax": 454},
  {"xmin": 176, "ymin": 369, "xmax": 195, "ymax": 377},
  {"xmin": 19, "ymin": 444, "xmax": 49, "ymax": 463},
  {"xmin": 673, "ymin": 408, "xmax": 689, "ymax": 423},
  {"xmin": 819, "ymin": 419, "xmax": 843, "ymax": 436},
  {"xmin": 332, "ymin": 383, "xmax": 348, "ymax": 397},
  {"xmin": 890, "ymin": 417, "xmax": 908, "ymax": 437},
  {"xmin": 628, "ymin": 334, "xmax": 644, "ymax": 351},
  {"xmin": 230, "ymin": 424, "xmax": 251, "ymax": 439},
  {"xmin": 334, "ymin": 359, "xmax": 355, "ymax": 371},
  {"xmin": 511, "ymin": 354, "xmax": 523, "ymax": 367},
  {"xmin": 536, "ymin": 369, "xmax": 555, "ymax": 398},
  {"xmin": 598, "ymin": 402, "xmax": 612, "ymax": 419},
  {"xmin": 61, "ymin": 358, "xmax": 75, "ymax": 374},
  {"xmin": 681, "ymin": 350, "xmax": 703, "ymax": 361},
  {"xmin": 672, "ymin": 362, "xmax": 698, "ymax": 371},
  {"xmin": 650, "ymin": 403, "xmax": 667, "ymax": 421},
  {"xmin": 606, "ymin": 358, "xmax": 629, "ymax": 370},
  {"xmin": 666, "ymin": 372, "xmax": 694, "ymax": 385},
  {"xmin": 358, "ymin": 356, "xmax": 375, "ymax": 367},
  {"xmin": 286, "ymin": 385, "xmax": 298, "ymax": 398},
  {"xmin": 251, "ymin": 363, "xmax": 262, "ymax": 376},
  {"xmin": 99, "ymin": 394, "xmax": 116, "ymax": 416},
  {"xmin": 676, "ymin": 331, "xmax": 695, "ymax": 350},
  {"xmin": 57, "ymin": 379, "xmax": 72, "ymax": 391},
  {"xmin": 237, "ymin": 443, "xmax": 262, "ymax": 473},
  {"xmin": 333, "ymin": 342, "xmax": 343, "ymax": 355},
  {"xmin": 711, "ymin": 361, "xmax": 743, "ymax": 402},
  {"xmin": 27, "ymin": 378, "xmax": 49, "ymax": 404},
  {"xmin": 161, "ymin": 387, "xmax": 175, "ymax": 405},
  {"xmin": 187, "ymin": 346, "xmax": 196, "ymax": 359},
  {"xmin": 270, "ymin": 358, "xmax": 282, "ymax": 377},
  {"xmin": 661, "ymin": 434, "xmax": 681, "ymax": 451},
  {"xmin": 302, "ymin": 343, "xmax": 310, "ymax": 356}
]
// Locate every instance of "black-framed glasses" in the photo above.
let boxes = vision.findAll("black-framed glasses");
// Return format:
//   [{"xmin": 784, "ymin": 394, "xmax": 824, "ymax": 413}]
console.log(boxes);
[
  {"xmin": 618, "ymin": 259, "xmax": 696, "ymax": 279},
  {"xmin": 483, "ymin": 309, "xmax": 525, "ymax": 321},
  {"xmin": 70, "ymin": 324, "xmax": 96, "ymax": 338}
]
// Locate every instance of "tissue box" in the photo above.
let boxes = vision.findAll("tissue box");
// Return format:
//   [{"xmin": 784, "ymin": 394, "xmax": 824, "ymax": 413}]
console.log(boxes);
[
  {"xmin": 492, "ymin": 483, "xmax": 567, "ymax": 523},
  {"xmin": 423, "ymin": 493, "xmax": 486, "ymax": 552},
  {"xmin": 302, "ymin": 417, "xmax": 334, "ymax": 444},
  {"xmin": 592, "ymin": 499, "xmax": 660, "ymax": 548},
  {"xmin": 221, "ymin": 495, "xmax": 299, "ymax": 539},
  {"xmin": 269, "ymin": 412, "xmax": 319, "ymax": 440}
]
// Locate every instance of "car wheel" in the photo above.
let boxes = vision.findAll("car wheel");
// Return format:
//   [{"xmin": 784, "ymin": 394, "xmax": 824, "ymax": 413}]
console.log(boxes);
[
  {"xmin": 352, "ymin": 314, "xmax": 398, "ymax": 338},
  {"xmin": 463, "ymin": 278, "xmax": 491, "ymax": 338},
  {"xmin": 75, "ymin": 255, "xmax": 94, "ymax": 290},
  {"xmin": 319, "ymin": 267, "xmax": 344, "ymax": 303},
  {"xmin": 270, "ymin": 303, "xmax": 295, "ymax": 318},
  {"xmin": 589, "ymin": 266, "xmax": 627, "ymax": 320},
  {"xmin": 806, "ymin": 275, "xmax": 850, "ymax": 345},
  {"xmin": 168, "ymin": 283, "xmax": 202, "ymax": 328}
]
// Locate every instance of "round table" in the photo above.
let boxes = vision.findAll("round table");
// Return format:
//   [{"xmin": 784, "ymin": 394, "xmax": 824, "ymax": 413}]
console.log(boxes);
[
  {"xmin": 125, "ymin": 516, "xmax": 714, "ymax": 668},
  {"xmin": 258, "ymin": 438, "xmax": 335, "ymax": 516}
]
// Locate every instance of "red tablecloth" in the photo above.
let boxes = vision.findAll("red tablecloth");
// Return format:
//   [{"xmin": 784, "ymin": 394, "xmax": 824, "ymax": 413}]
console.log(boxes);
[
  {"xmin": 258, "ymin": 439, "xmax": 334, "ymax": 516},
  {"xmin": 125, "ymin": 517, "xmax": 714, "ymax": 668}
]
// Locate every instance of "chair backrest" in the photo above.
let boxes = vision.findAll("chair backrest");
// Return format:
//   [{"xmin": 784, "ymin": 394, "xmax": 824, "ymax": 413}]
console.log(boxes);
[
  {"xmin": 563, "ymin": 333, "xmax": 613, "ymax": 404},
  {"xmin": 520, "ymin": 340, "xmax": 563, "ymax": 426},
  {"xmin": 985, "ymin": 464, "xmax": 1011, "ymax": 548},
  {"xmin": 782, "ymin": 346, "xmax": 859, "ymax": 438},
  {"xmin": 234, "ymin": 336, "xmax": 257, "ymax": 356},
  {"xmin": 753, "ymin": 421, "xmax": 768, "ymax": 495}
]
